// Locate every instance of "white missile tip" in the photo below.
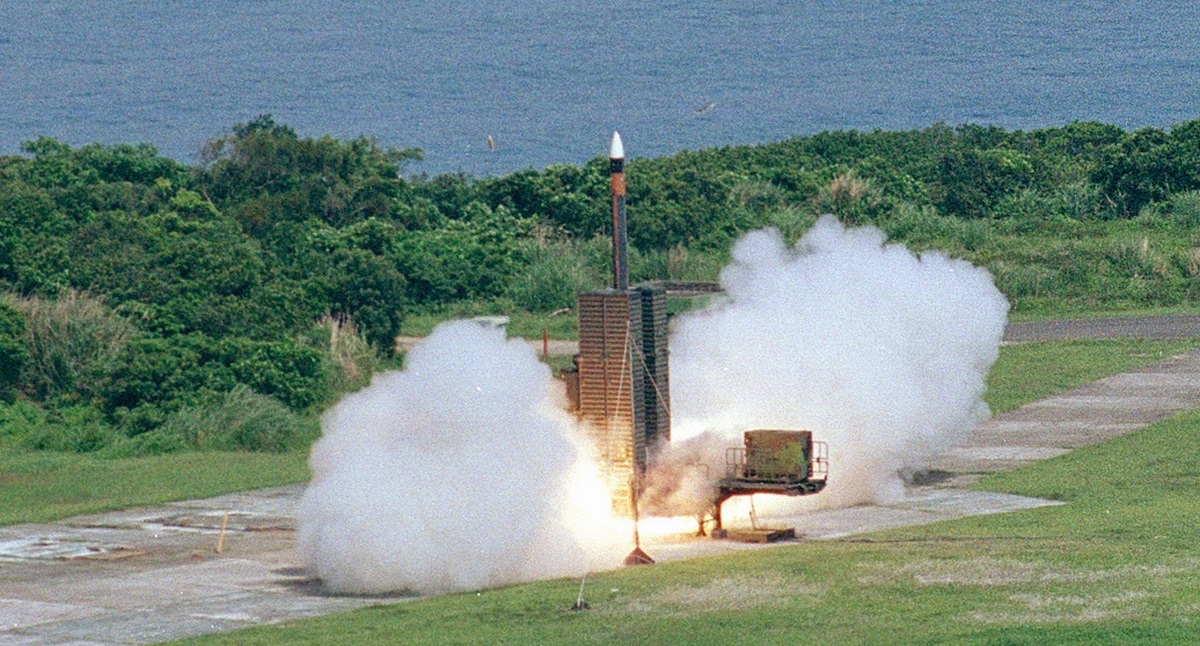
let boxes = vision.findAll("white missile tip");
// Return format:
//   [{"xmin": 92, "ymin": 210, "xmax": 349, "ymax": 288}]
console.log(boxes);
[{"xmin": 609, "ymin": 131, "xmax": 625, "ymax": 159}]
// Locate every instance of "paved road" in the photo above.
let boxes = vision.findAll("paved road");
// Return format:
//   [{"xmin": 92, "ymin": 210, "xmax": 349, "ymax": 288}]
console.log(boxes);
[
  {"xmin": 3, "ymin": 316, "xmax": 1200, "ymax": 644},
  {"xmin": 1004, "ymin": 314, "xmax": 1200, "ymax": 342}
]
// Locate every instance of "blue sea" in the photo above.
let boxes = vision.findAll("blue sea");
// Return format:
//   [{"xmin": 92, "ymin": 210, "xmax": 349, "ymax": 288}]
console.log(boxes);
[{"xmin": 1, "ymin": 1, "xmax": 1198, "ymax": 176}]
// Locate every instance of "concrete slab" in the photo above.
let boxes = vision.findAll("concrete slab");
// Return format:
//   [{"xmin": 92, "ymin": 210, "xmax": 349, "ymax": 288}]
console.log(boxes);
[
  {"xmin": 927, "ymin": 348, "xmax": 1200, "ymax": 474},
  {"xmin": 1002, "ymin": 314, "xmax": 1200, "ymax": 341},
  {"xmin": 0, "ymin": 600, "xmax": 103, "ymax": 632},
  {"xmin": 28, "ymin": 609, "xmax": 252, "ymax": 645}
]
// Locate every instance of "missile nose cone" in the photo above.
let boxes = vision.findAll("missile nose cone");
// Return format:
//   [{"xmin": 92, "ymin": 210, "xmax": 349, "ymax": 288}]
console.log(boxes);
[{"xmin": 609, "ymin": 131, "xmax": 625, "ymax": 160}]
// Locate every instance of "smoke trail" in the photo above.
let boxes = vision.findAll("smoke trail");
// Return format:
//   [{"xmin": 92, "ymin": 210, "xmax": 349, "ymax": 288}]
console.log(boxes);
[
  {"xmin": 297, "ymin": 321, "xmax": 615, "ymax": 595},
  {"xmin": 668, "ymin": 216, "xmax": 1008, "ymax": 508}
]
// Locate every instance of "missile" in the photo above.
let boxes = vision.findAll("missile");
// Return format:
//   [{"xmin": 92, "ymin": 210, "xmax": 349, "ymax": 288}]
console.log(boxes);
[{"xmin": 610, "ymin": 131, "xmax": 628, "ymax": 291}]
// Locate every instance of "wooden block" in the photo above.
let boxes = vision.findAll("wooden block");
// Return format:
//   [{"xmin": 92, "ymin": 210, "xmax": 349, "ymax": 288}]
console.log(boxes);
[{"xmin": 723, "ymin": 527, "xmax": 796, "ymax": 543}]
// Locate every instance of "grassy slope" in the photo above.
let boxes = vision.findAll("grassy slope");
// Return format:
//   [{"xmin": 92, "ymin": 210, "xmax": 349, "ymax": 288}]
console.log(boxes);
[
  {"xmin": 0, "ymin": 450, "xmax": 310, "ymax": 526},
  {"xmin": 176, "ymin": 411, "xmax": 1200, "ymax": 645}
]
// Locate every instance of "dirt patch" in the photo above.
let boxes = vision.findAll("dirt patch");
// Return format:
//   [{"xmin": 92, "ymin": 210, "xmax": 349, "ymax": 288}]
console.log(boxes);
[
  {"xmin": 858, "ymin": 557, "xmax": 1106, "ymax": 587},
  {"xmin": 971, "ymin": 590, "xmax": 1151, "ymax": 624},
  {"xmin": 614, "ymin": 575, "xmax": 821, "ymax": 615}
]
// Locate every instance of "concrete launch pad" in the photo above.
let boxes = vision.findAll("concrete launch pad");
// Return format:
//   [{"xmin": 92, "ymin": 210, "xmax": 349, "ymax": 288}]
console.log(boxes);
[
  {"xmin": 4, "ymin": 346, "xmax": 1200, "ymax": 644},
  {"xmin": 0, "ymin": 483, "xmax": 1063, "ymax": 645}
]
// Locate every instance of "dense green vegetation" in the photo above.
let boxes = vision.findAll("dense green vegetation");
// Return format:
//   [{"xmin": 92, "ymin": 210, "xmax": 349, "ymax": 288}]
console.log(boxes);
[
  {"xmin": 2, "ymin": 117, "xmax": 1199, "ymax": 455},
  {"xmin": 178, "ymin": 409, "xmax": 1200, "ymax": 645}
]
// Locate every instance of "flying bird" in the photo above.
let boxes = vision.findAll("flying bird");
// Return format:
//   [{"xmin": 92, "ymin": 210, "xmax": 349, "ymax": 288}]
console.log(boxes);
[{"xmin": 692, "ymin": 102, "xmax": 716, "ymax": 115}]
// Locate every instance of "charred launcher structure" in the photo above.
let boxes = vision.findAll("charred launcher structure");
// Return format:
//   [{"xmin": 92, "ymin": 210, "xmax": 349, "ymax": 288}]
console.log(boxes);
[{"xmin": 570, "ymin": 287, "xmax": 669, "ymax": 515}]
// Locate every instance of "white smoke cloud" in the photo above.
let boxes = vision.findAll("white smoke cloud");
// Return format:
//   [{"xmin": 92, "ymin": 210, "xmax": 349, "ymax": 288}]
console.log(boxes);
[
  {"xmin": 669, "ymin": 216, "xmax": 1008, "ymax": 508},
  {"xmin": 297, "ymin": 321, "xmax": 617, "ymax": 595},
  {"xmin": 299, "ymin": 216, "xmax": 1008, "ymax": 593}
]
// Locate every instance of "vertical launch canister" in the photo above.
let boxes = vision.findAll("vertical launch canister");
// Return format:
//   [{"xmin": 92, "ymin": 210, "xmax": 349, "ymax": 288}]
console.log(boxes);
[{"xmin": 610, "ymin": 131, "xmax": 628, "ymax": 291}]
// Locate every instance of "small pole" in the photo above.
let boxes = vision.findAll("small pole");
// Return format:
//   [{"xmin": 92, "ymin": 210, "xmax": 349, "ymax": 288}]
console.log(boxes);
[
  {"xmin": 543, "ymin": 327, "xmax": 549, "ymax": 357},
  {"xmin": 570, "ymin": 574, "xmax": 590, "ymax": 611},
  {"xmin": 216, "ymin": 512, "xmax": 229, "ymax": 553}
]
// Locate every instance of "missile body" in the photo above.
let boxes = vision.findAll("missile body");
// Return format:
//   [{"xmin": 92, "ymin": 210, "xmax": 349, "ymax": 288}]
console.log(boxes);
[{"xmin": 610, "ymin": 131, "xmax": 628, "ymax": 291}]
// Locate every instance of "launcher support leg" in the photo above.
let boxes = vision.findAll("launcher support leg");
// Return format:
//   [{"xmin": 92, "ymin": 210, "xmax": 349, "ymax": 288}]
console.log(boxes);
[{"xmin": 712, "ymin": 491, "xmax": 733, "ymax": 537}]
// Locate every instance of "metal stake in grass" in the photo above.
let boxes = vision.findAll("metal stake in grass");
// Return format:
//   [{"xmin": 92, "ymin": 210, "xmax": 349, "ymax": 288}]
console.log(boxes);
[{"xmin": 570, "ymin": 574, "xmax": 590, "ymax": 611}]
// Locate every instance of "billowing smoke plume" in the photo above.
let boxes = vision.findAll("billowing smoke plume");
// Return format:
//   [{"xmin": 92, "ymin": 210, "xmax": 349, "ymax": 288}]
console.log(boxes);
[
  {"xmin": 298, "ymin": 321, "xmax": 616, "ymax": 595},
  {"xmin": 667, "ymin": 216, "xmax": 1008, "ymax": 508},
  {"xmin": 299, "ymin": 216, "xmax": 1007, "ymax": 594}
]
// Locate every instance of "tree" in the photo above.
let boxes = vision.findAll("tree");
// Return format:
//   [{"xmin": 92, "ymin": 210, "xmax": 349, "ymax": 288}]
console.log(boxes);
[{"xmin": 197, "ymin": 115, "xmax": 422, "ymax": 234}]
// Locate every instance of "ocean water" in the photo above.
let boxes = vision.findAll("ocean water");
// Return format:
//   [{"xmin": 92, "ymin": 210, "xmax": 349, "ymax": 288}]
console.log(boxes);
[{"xmin": 1, "ymin": 1, "xmax": 1198, "ymax": 176}]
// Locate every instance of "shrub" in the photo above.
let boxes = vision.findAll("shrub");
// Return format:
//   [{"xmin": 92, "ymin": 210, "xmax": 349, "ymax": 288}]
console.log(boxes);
[
  {"xmin": 729, "ymin": 179, "xmax": 787, "ymax": 213},
  {"xmin": 160, "ymin": 385, "xmax": 317, "ymax": 452},
  {"xmin": 0, "ymin": 400, "xmax": 51, "ymax": 447},
  {"xmin": 993, "ymin": 188, "xmax": 1054, "ymax": 220},
  {"xmin": 24, "ymin": 406, "xmax": 121, "ymax": 453},
  {"xmin": 1143, "ymin": 190, "xmax": 1200, "ymax": 227},
  {"xmin": 937, "ymin": 148, "xmax": 1034, "ymax": 219},
  {"xmin": 880, "ymin": 202, "xmax": 960, "ymax": 248},
  {"xmin": 101, "ymin": 334, "xmax": 329, "ymax": 428},
  {"xmin": 0, "ymin": 301, "xmax": 28, "ymax": 400},
  {"xmin": 100, "ymin": 428, "xmax": 189, "ymax": 458},
  {"xmin": 8, "ymin": 290, "xmax": 135, "ymax": 403},
  {"xmin": 1104, "ymin": 237, "xmax": 1164, "ymax": 280},
  {"xmin": 1053, "ymin": 181, "xmax": 1109, "ymax": 220},
  {"xmin": 765, "ymin": 206, "xmax": 818, "ymax": 246},
  {"xmin": 993, "ymin": 263, "xmax": 1065, "ymax": 301}
]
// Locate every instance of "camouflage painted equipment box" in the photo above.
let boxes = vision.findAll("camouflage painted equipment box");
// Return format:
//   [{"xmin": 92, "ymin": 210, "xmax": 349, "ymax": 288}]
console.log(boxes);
[{"xmin": 743, "ymin": 430, "xmax": 813, "ymax": 481}]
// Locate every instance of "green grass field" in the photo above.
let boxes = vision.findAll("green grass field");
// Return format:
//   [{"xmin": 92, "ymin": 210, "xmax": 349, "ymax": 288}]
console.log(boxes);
[
  {"xmin": 983, "ymin": 339, "xmax": 1197, "ymax": 413},
  {"xmin": 0, "ymin": 450, "xmax": 310, "ymax": 526}
]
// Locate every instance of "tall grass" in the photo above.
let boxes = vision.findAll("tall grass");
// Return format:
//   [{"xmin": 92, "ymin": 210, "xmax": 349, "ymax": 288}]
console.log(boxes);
[
  {"xmin": 313, "ymin": 313, "xmax": 379, "ymax": 394},
  {"xmin": 813, "ymin": 169, "xmax": 882, "ymax": 223},
  {"xmin": 5, "ymin": 290, "xmax": 135, "ymax": 402}
]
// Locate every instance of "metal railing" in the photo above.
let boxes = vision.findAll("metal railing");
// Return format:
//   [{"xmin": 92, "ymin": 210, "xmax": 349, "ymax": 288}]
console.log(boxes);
[{"xmin": 724, "ymin": 442, "xmax": 829, "ymax": 483}]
